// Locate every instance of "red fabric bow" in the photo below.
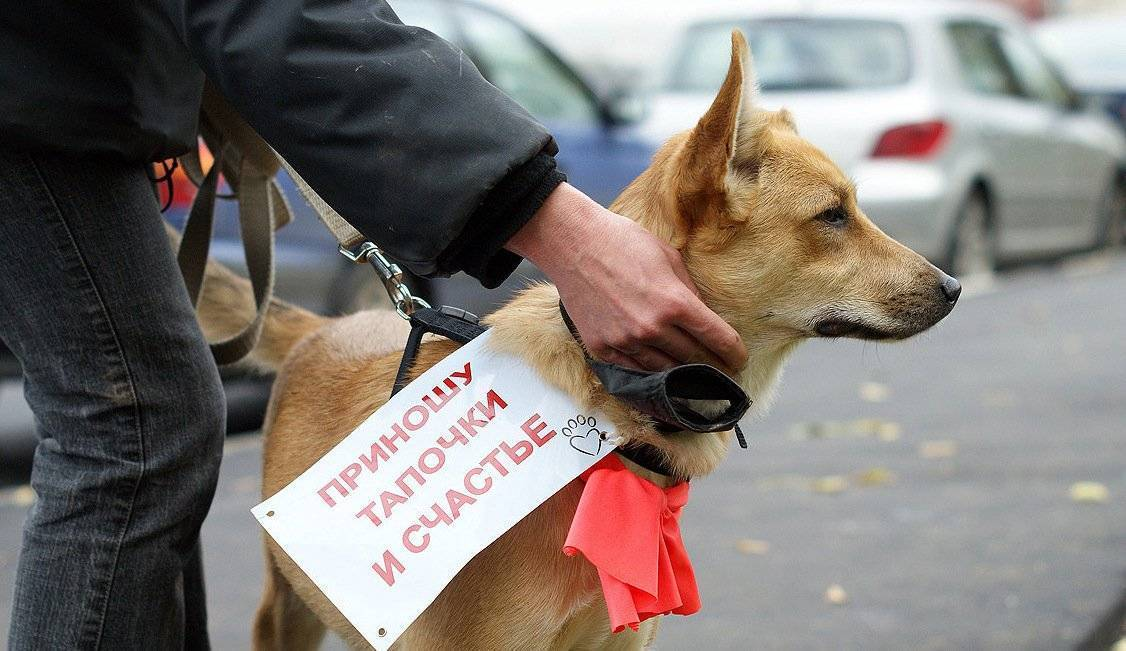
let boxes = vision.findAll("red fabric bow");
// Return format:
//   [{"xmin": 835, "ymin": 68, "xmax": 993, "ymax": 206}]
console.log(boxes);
[{"xmin": 562, "ymin": 454, "xmax": 700, "ymax": 633}]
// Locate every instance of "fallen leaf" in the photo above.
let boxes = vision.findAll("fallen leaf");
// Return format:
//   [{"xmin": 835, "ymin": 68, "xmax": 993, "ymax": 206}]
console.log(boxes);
[
  {"xmin": 811, "ymin": 476, "xmax": 849, "ymax": 495},
  {"xmin": 855, "ymin": 467, "xmax": 897, "ymax": 487},
  {"xmin": 789, "ymin": 419, "xmax": 902, "ymax": 441},
  {"xmin": 735, "ymin": 538, "xmax": 770, "ymax": 555},
  {"xmin": 876, "ymin": 421, "xmax": 902, "ymax": 442},
  {"xmin": 919, "ymin": 440, "xmax": 958, "ymax": 459},
  {"xmin": 789, "ymin": 421, "xmax": 844, "ymax": 440},
  {"xmin": 858, "ymin": 382, "xmax": 890, "ymax": 403},
  {"xmin": 824, "ymin": 584, "xmax": 849, "ymax": 605},
  {"xmin": 1069, "ymin": 481, "xmax": 1109, "ymax": 504}
]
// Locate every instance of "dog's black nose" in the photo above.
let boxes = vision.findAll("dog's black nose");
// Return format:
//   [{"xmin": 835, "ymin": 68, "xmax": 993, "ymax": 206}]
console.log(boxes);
[{"xmin": 940, "ymin": 274, "xmax": 961, "ymax": 305}]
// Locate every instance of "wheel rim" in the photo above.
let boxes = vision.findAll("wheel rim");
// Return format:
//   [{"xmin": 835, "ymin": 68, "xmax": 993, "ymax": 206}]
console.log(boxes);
[{"xmin": 953, "ymin": 197, "xmax": 993, "ymax": 277}]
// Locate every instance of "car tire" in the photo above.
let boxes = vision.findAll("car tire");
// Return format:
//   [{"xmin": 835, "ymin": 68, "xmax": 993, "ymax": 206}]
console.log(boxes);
[
  {"xmin": 222, "ymin": 373, "xmax": 273, "ymax": 434},
  {"xmin": 1096, "ymin": 176, "xmax": 1125, "ymax": 249},
  {"xmin": 947, "ymin": 190, "xmax": 996, "ymax": 277}
]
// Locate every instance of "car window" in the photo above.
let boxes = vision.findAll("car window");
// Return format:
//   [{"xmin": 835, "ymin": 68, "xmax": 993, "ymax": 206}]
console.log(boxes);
[
  {"xmin": 947, "ymin": 22, "xmax": 1022, "ymax": 97},
  {"xmin": 454, "ymin": 4, "xmax": 598, "ymax": 123},
  {"xmin": 390, "ymin": 0, "xmax": 458, "ymax": 42},
  {"xmin": 996, "ymin": 31, "xmax": 1072, "ymax": 107},
  {"xmin": 669, "ymin": 19, "xmax": 911, "ymax": 93}
]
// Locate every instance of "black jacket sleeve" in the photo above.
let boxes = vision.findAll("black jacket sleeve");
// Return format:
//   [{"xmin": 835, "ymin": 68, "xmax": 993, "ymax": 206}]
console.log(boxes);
[{"xmin": 162, "ymin": 0, "xmax": 561, "ymax": 284}]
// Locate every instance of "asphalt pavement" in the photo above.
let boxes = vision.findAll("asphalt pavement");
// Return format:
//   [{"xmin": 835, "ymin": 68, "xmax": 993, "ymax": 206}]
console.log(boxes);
[{"xmin": 1, "ymin": 252, "xmax": 1124, "ymax": 649}]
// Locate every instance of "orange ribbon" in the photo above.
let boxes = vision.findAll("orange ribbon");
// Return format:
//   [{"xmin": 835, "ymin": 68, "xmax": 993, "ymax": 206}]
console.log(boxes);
[{"xmin": 563, "ymin": 454, "xmax": 700, "ymax": 633}]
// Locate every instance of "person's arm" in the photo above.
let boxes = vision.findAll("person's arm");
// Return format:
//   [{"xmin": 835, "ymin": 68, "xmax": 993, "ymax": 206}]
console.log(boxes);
[
  {"xmin": 507, "ymin": 184, "xmax": 747, "ymax": 372},
  {"xmin": 164, "ymin": 0, "xmax": 744, "ymax": 370},
  {"xmin": 164, "ymin": 0, "xmax": 558, "ymax": 286}
]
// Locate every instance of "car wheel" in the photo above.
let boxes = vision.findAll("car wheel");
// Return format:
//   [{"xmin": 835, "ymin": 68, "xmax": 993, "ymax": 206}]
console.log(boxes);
[
  {"xmin": 1097, "ymin": 177, "xmax": 1125, "ymax": 249},
  {"xmin": 948, "ymin": 190, "xmax": 996, "ymax": 278},
  {"xmin": 219, "ymin": 370, "xmax": 273, "ymax": 435}
]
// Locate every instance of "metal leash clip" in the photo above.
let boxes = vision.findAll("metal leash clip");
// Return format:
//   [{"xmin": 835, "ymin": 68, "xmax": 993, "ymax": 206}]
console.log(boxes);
[{"xmin": 339, "ymin": 241, "xmax": 431, "ymax": 319}]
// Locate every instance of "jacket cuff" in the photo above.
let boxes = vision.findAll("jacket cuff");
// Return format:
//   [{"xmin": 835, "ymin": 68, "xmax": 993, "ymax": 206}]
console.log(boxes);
[{"xmin": 437, "ymin": 149, "xmax": 566, "ymax": 288}]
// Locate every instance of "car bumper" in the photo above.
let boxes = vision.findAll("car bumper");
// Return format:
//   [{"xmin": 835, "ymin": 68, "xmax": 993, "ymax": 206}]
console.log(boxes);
[{"xmin": 853, "ymin": 161, "xmax": 957, "ymax": 262}]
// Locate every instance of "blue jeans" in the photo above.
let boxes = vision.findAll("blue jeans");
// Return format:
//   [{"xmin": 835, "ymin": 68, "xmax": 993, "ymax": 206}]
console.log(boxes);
[{"xmin": 0, "ymin": 149, "xmax": 225, "ymax": 649}]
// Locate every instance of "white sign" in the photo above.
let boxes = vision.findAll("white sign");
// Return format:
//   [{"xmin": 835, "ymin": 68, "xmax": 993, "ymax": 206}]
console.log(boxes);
[{"xmin": 252, "ymin": 331, "xmax": 616, "ymax": 649}]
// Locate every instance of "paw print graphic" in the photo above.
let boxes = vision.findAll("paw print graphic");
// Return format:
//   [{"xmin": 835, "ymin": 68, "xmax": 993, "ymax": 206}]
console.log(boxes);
[{"xmin": 562, "ymin": 414, "xmax": 607, "ymax": 456}]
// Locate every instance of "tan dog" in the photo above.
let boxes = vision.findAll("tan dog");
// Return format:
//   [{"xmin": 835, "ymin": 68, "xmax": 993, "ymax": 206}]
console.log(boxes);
[{"xmin": 186, "ymin": 32, "xmax": 958, "ymax": 650}]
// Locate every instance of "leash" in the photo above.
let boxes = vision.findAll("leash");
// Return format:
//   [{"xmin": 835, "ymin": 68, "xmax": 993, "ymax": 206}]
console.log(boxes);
[
  {"xmin": 177, "ymin": 83, "xmax": 294, "ymax": 365},
  {"xmin": 176, "ymin": 81, "xmax": 422, "ymax": 365}
]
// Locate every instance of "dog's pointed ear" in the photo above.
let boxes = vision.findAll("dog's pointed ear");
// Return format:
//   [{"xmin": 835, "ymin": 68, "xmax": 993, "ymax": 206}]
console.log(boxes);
[{"xmin": 677, "ymin": 30, "xmax": 761, "ymax": 222}]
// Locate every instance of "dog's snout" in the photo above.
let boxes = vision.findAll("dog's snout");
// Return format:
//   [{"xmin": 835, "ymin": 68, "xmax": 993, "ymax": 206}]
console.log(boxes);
[{"xmin": 939, "ymin": 273, "xmax": 961, "ymax": 305}]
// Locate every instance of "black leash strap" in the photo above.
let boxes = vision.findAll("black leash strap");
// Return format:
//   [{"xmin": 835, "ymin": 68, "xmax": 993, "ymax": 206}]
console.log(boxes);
[
  {"xmin": 147, "ymin": 158, "xmax": 179, "ymax": 213},
  {"xmin": 559, "ymin": 302, "xmax": 749, "ymax": 448},
  {"xmin": 391, "ymin": 307, "xmax": 487, "ymax": 397}
]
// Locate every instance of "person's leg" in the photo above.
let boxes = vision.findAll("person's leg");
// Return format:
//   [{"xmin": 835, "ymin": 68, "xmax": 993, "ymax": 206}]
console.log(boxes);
[{"xmin": 0, "ymin": 149, "xmax": 225, "ymax": 649}]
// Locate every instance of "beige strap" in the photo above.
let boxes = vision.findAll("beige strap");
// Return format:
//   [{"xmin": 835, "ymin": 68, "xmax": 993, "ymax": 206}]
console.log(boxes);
[
  {"xmin": 177, "ymin": 84, "xmax": 293, "ymax": 365},
  {"xmin": 277, "ymin": 158, "xmax": 365, "ymax": 251},
  {"xmin": 199, "ymin": 80, "xmax": 359, "ymax": 249},
  {"xmin": 177, "ymin": 144, "xmax": 224, "ymax": 307},
  {"xmin": 177, "ymin": 81, "xmax": 383, "ymax": 363}
]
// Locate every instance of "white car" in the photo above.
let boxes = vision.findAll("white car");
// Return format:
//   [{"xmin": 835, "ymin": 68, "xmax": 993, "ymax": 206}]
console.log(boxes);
[{"xmin": 641, "ymin": 0, "xmax": 1126, "ymax": 273}]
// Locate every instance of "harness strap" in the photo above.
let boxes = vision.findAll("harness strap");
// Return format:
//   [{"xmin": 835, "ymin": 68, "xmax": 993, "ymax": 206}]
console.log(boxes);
[{"xmin": 391, "ymin": 307, "xmax": 487, "ymax": 397}]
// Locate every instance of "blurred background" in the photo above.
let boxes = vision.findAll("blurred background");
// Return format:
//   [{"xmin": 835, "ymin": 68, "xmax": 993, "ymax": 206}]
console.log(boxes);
[{"xmin": 1, "ymin": 0, "xmax": 1124, "ymax": 648}]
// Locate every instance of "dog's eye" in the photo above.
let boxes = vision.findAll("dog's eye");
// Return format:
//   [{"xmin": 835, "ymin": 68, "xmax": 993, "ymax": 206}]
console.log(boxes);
[{"xmin": 816, "ymin": 207, "xmax": 848, "ymax": 226}]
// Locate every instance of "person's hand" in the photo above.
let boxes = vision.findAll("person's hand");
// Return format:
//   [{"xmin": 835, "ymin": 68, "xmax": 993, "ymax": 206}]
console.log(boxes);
[{"xmin": 506, "ymin": 183, "xmax": 747, "ymax": 372}]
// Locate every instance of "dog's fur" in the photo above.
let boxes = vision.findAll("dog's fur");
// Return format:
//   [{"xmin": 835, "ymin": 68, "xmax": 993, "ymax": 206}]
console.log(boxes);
[{"xmin": 183, "ymin": 33, "xmax": 956, "ymax": 650}]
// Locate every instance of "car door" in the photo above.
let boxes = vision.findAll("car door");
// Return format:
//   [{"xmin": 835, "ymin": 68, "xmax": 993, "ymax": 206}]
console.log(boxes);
[
  {"xmin": 994, "ymin": 28, "xmax": 1112, "ymax": 249},
  {"xmin": 945, "ymin": 20, "xmax": 1064, "ymax": 257}
]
